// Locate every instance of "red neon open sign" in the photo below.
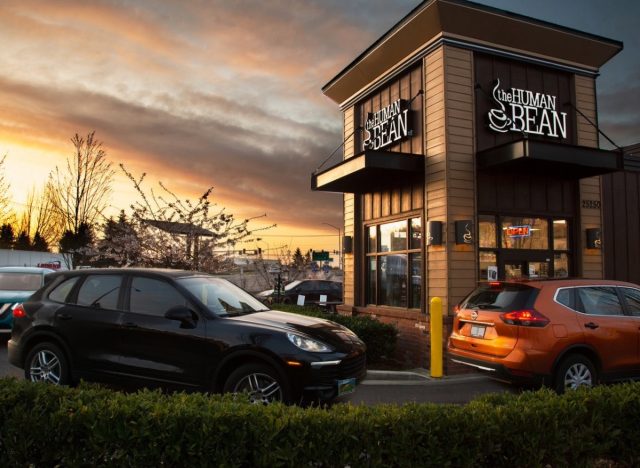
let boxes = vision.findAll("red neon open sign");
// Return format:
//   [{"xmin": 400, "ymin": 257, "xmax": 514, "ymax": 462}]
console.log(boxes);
[{"xmin": 506, "ymin": 225, "xmax": 531, "ymax": 238}]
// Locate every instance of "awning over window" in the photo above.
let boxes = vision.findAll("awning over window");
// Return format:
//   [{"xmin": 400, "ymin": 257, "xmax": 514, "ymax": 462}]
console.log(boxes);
[
  {"xmin": 477, "ymin": 139, "xmax": 622, "ymax": 178},
  {"xmin": 311, "ymin": 150, "xmax": 424, "ymax": 193}
]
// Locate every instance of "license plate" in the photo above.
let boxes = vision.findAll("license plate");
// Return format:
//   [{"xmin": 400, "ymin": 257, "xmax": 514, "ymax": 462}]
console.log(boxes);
[
  {"xmin": 470, "ymin": 324, "xmax": 486, "ymax": 338},
  {"xmin": 337, "ymin": 378, "xmax": 356, "ymax": 396}
]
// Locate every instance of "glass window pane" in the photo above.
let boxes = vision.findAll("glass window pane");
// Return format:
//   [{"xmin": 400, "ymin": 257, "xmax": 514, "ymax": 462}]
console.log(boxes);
[
  {"xmin": 379, "ymin": 221, "xmax": 407, "ymax": 252},
  {"xmin": 556, "ymin": 288, "xmax": 574, "ymax": 310},
  {"xmin": 501, "ymin": 217, "xmax": 549, "ymax": 249},
  {"xmin": 367, "ymin": 257, "xmax": 376, "ymax": 305},
  {"xmin": 410, "ymin": 218, "xmax": 422, "ymax": 250},
  {"xmin": 479, "ymin": 215, "xmax": 496, "ymax": 248},
  {"xmin": 410, "ymin": 253, "xmax": 422, "ymax": 309},
  {"xmin": 49, "ymin": 277, "xmax": 79, "ymax": 303},
  {"xmin": 77, "ymin": 275, "xmax": 122, "ymax": 310},
  {"xmin": 379, "ymin": 254, "xmax": 407, "ymax": 307},
  {"xmin": 479, "ymin": 251, "xmax": 498, "ymax": 281},
  {"xmin": 554, "ymin": 253, "xmax": 570, "ymax": 278},
  {"xmin": 130, "ymin": 277, "xmax": 188, "ymax": 316},
  {"xmin": 576, "ymin": 287, "xmax": 623, "ymax": 316},
  {"xmin": 368, "ymin": 226, "xmax": 377, "ymax": 253},
  {"xmin": 621, "ymin": 288, "xmax": 640, "ymax": 317},
  {"xmin": 553, "ymin": 220, "xmax": 569, "ymax": 250}
]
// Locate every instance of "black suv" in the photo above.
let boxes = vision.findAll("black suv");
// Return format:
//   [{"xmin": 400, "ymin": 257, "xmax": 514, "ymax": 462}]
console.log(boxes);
[
  {"xmin": 8, "ymin": 269, "xmax": 366, "ymax": 404},
  {"xmin": 258, "ymin": 279, "xmax": 342, "ymax": 305}
]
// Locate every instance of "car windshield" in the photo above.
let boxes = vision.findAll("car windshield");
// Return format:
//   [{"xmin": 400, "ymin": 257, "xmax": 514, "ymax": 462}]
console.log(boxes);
[
  {"xmin": 178, "ymin": 276, "xmax": 269, "ymax": 316},
  {"xmin": 284, "ymin": 280, "xmax": 302, "ymax": 291},
  {"xmin": 0, "ymin": 272, "xmax": 43, "ymax": 291}
]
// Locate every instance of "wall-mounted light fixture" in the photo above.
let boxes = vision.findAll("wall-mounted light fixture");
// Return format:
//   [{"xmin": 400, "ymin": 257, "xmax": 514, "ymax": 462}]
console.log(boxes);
[
  {"xmin": 343, "ymin": 235, "xmax": 353, "ymax": 254},
  {"xmin": 586, "ymin": 228, "xmax": 602, "ymax": 249},
  {"xmin": 455, "ymin": 220, "xmax": 474, "ymax": 245},
  {"xmin": 426, "ymin": 221, "xmax": 443, "ymax": 246}
]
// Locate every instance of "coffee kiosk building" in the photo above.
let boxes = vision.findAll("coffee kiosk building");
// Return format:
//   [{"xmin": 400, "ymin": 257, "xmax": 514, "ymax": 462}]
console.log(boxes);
[{"xmin": 311, "ymin": 0, "xmax": 639, "ymax": 370}]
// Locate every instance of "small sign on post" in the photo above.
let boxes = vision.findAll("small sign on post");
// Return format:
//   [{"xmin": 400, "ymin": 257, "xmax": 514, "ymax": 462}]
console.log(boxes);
[{"xmin": 297, "ymin": 295, "xmax": 305, "ymax": 306}]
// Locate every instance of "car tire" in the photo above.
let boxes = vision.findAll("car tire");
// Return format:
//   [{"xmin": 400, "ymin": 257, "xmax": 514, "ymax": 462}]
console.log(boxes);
[
  {"xmin": 554, "ymin": 354, "xmax": 596, "ymax": 393},
  {"xmin": 223, "ymin": 363, "xmax": 290, "ymax": 404},
  {"xmin": 24, "ymin": 342, "xmax": 70, "ymax": 386}
]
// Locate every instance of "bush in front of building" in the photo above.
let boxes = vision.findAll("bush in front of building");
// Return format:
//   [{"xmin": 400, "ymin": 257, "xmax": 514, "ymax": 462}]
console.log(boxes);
[
  {"xmin": 270, "ymin": 303, "xmax": 397, "ymax": 364},
  {"xmin": 1, "ymin": 378, "xmax": 640, "ymax": 467}
]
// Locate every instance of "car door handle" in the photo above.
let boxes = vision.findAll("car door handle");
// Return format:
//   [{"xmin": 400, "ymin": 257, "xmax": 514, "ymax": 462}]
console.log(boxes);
[
  {"xmin": 123, "ymin": 322, "xmax": 139, "ymax": 328},
  {"xmin": 584, "ymin": 322, "xmax": 599, "ymax": 330},
  {"xmin": 58, "ymin": 314, "xmax": 72, "ymax": 320}
]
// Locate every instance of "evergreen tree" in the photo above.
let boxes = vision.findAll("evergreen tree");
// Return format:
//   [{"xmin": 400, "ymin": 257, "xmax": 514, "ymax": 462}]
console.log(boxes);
[
  {"xmin": 59, "ymin": 222, "xmax": 95, "ymax": 267},
  {"xmin": 14, "ymin": 231, "xmax": 31, "ymax": 250},
  {"xmin": 32, "ymin": 232, "xmax": 50, "ymax": 252},
  {"xmin": 0, "ymin": 223, "xmax": 15, "ymax": 249}
]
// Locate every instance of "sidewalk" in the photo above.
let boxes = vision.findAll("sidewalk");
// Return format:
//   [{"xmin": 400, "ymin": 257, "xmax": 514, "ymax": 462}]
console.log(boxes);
[{"xmin": 363, "ymin": 369, "xmax": 489, "ymax": 386}]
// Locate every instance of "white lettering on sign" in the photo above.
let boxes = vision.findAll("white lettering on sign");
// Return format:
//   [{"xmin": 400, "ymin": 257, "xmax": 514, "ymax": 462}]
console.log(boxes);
[
  {"xmin": 363, "ymin": 99, "xmax": 412, "ymax": 151},
  {"xmin": 488, "ymin": 79, "xmax": 567, "ymax": 139}
]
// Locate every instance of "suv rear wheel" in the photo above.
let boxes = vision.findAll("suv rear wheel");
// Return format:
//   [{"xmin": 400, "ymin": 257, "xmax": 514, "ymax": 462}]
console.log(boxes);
[
  {"xmin": 25, "ymin": 342, "xmax": 70, "ymax": 385},
  {"xmin": 554, "ymin": 354, "xmax": 596, "ymax": 393}
]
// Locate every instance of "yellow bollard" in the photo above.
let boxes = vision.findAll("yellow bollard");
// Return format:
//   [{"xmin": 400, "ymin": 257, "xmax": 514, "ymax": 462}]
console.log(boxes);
[{"xmin": 430, "ymin": 297, "xmax": 443, "ymax": 378}]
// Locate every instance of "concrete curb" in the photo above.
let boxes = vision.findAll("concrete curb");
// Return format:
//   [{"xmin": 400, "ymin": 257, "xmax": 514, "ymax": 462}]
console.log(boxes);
[{"xmin": 363, "ymin": 369, "xmax": 488, "ymax": 385}]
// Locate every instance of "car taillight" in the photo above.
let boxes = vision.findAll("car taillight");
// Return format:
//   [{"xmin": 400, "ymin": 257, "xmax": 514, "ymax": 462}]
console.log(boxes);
[
  {"xmin": 12, "ymin": 304, "xmax": 26, "ymax": 318},
  {"xmin": 500, "ymin": 308, "xmax": 549, "ymax": 327}
]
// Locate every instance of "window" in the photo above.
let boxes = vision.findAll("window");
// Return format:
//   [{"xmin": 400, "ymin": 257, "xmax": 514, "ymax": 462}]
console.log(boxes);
[
  {"xmin": 77, "ymin": 275, "xmax": 122, "ymax": 310},
  {"xmin": 49, "ymin": 277, "xmax": 79, "ymax": 303},
  {"xmin": 555, "ymin": 288, "xmax": 574, "ymax": 310},
  {"xmin": 0, "ymin": 272, "xmax": 44, "ymax": 291},
  {"xmin": 576, "ymin": 287, "xmax": 623, "ymax": 316},
  {"xmin": 366, "ymin": 217, "xmax": 421, "ymax": 309},
  {"xmin": 130, "ymin": 277, "xmax": 188, "ymax": 317},
  {"xmin": 620, "ymin": 288, "xmax": 640, "ymax": 317},
  {"xmin": 501, "ymin": 217, "xmax": 549, "ymax": 249}
]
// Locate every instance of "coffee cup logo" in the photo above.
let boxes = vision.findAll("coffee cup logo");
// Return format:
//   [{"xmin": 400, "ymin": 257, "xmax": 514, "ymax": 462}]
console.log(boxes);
[{"xmin": 488, "ymin": 79, "xmax": 511, "ymax": 133}]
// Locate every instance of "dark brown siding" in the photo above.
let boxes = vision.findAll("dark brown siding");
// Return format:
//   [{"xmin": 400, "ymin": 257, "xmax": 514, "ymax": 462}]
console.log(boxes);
[
  {"xmin": 602, "ymin": 171, "xmax": 640, "ymax": 282},
  {"xmin": 358, "ymin": 66, "xmax": 424, "ymax": 155},
  {"xmin": 474, "ymin": 53, "xmax": 577, "ymax": 152},
  {"xmin": 478, "ymin": 172, "xmax": 577, "ymax": 216}
]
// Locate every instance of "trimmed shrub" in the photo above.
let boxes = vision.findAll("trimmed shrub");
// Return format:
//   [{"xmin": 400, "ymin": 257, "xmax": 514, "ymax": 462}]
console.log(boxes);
[
  {"xmin": 271, "ymin": 303, "xmax": 397, "ymax": 363},
  {"xmin": 1, "ymin": 378, "xmax": 640, "ymax": 467}
]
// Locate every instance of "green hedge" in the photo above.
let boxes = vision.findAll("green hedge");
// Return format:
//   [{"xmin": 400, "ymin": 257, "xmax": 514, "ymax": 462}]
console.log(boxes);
[
  {"xmin": 271, "ymin": 303, "xmax": 398, "ymax": 364},
  {"xmin": 2, "ymin": 378, "xmax": 640, "ymax": 467}
]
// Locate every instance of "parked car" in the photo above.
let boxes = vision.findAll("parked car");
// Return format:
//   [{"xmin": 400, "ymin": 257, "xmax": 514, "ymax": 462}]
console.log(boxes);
[
  {"xmin": 448, "ymin": 279, "xmax": 640, "ymax": 392},
  {"xmin": 257, "ymin": 279, "xmax": 343, "ymax": 305},
  {"xmin": 8, "ymin": 268, "xmax": 366, "ymax": 404},
  {"xmin": 0, "ymin": 267, "xmax": 54, "ymax": 336}
]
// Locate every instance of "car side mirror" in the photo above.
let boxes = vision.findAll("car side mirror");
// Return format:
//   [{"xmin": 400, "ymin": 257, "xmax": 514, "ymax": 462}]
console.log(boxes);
[{"xmin": 165, "ymin": 306, "xmax": 197, "ymax": 328}]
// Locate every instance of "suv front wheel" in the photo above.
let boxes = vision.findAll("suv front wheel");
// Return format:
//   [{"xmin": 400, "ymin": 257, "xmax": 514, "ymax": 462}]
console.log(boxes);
[
  {"xmin": 25, "ymin": 342, "xmax": 70, "ymax": 386},
  {"xmin": 554, "ymin": 354, "xmax": 596, "ymax": 393},
  {"xmin": 223, "ymin": 363, "xmax": 290, "ymax": 404}
]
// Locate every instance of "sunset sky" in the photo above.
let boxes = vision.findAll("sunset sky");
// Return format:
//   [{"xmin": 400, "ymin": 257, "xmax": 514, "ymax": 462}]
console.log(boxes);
[{"xmin": 0, "ymin": 0, "xmax": 638, "ymax": 259}]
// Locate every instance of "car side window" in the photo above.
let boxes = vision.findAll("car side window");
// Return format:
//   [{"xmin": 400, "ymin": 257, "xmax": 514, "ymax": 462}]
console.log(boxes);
[
  {"xmin": 49, "ymin": 277, "xmax": 80, "ymax": 303},
  {"xmin": 130, "ymin": 277, "xmax": 188, "ymax": 317},
  {"xmin": 77, "ymin": 275, "xmax": 122, "ymax": 310},
  {"xmin": 555, "ymin": 288, "xmax": 574, "ymax": 310},
  {"xmin": 620, "ymin": 287, "xmax": 640, "ymax": 317},
  {"xmin": 576, "ymin": 287, "xmax": 623, "ymax": 316}
]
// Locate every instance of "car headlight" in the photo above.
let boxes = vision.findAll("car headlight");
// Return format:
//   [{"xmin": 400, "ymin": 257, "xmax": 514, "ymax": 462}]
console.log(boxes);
[{"xmin": 286, "ymin": 333, "xmax": 332, "ymax": 353}]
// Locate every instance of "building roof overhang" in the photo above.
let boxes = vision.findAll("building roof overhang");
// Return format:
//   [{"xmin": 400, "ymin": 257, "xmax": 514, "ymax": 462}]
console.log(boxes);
[
  {"xmin": 311, "ymin": 150, "xmax": 424, "ymax": 193},
  {"xmin": 477, "ymin": 139, "xmax": 623, "ymax": 178},
  {"xmin": 323, "ymin": 0, "xmax": 623, "ymax": 107}
]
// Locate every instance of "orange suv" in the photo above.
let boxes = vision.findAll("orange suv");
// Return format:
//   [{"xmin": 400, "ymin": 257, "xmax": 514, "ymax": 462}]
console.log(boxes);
[{"xmin": 447, "ymin": 279, "xmax": 640, "ymax": 392}]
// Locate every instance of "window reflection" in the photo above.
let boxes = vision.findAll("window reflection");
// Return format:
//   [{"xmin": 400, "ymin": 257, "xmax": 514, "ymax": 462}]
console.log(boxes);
[
  {"xmin": 379, "ymin": 255, "xmax": 407, "ymax": 307},
  {"xmin": 380, "ymin": 221, "xmax": 407, "ymax": 252},
  {"xmin": 501, "ymin": 217, "xmax": 548, "ymax": 249}
]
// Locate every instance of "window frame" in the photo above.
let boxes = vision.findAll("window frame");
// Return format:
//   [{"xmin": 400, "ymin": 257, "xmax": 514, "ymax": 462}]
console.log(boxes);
[{"xmin": 364, "ymin": 216, "xmax": 422, "ymax": 310}]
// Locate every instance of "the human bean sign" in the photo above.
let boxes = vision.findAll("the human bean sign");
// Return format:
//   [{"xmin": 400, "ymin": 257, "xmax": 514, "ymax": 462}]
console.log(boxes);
[
  {"xmin": 487, "ymin": 79, "xmax": 568, "ymax": 139},
  {"xmin": 363, "ymin": 99, "xmax": 412, "ymax": 151}
]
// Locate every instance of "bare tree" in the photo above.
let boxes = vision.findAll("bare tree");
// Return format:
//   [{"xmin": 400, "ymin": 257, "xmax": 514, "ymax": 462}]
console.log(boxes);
[
  {"xmin": 119, "ymin": 164, "xmax": 275, "ymax": 272},
  {"xmin": 17, "ymin": 182, "xmax": 63, "ymax": 247},
  {"xmin": 0, "ymin": 154, "xmax": 15, "ymax": 223},
  {"xmin": 48, "ymin": 131, "xmax": 114, "ymax": 234}
]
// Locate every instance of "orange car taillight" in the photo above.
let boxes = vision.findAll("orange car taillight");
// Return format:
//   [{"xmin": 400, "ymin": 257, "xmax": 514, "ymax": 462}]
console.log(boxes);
[
  {"xmin": 12, "ymin": 304, "xmax": 26, "ymax": 318},
  {"xmin": 500, "ymin": 308, "xmax": 549, "ymax": 327}
]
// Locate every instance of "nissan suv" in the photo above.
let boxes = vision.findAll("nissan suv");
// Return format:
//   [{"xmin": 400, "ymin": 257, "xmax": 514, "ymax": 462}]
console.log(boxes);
[{"xmin": 448, "ymin": 279, "xmax": 640, "ymax": 392}]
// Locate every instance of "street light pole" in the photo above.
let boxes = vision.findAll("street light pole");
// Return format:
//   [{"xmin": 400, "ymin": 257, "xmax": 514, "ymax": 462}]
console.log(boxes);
[{"xmin": 322, "ymin": 222, "xmax": 341, "ymax": 271}]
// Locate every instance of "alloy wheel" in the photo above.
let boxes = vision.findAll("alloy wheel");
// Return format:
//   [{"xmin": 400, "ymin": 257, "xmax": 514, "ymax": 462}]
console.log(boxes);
[
  {"xmin": 29, "ymin": 349, "xmax": 62, "ymax": 384},
  {"xmin": 233, "ymin": 372, "xmax": 283, "ymax": 404},
  {"xmin": 563, "ymin": 362, "xmax": 593, "ymax": 390}
]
